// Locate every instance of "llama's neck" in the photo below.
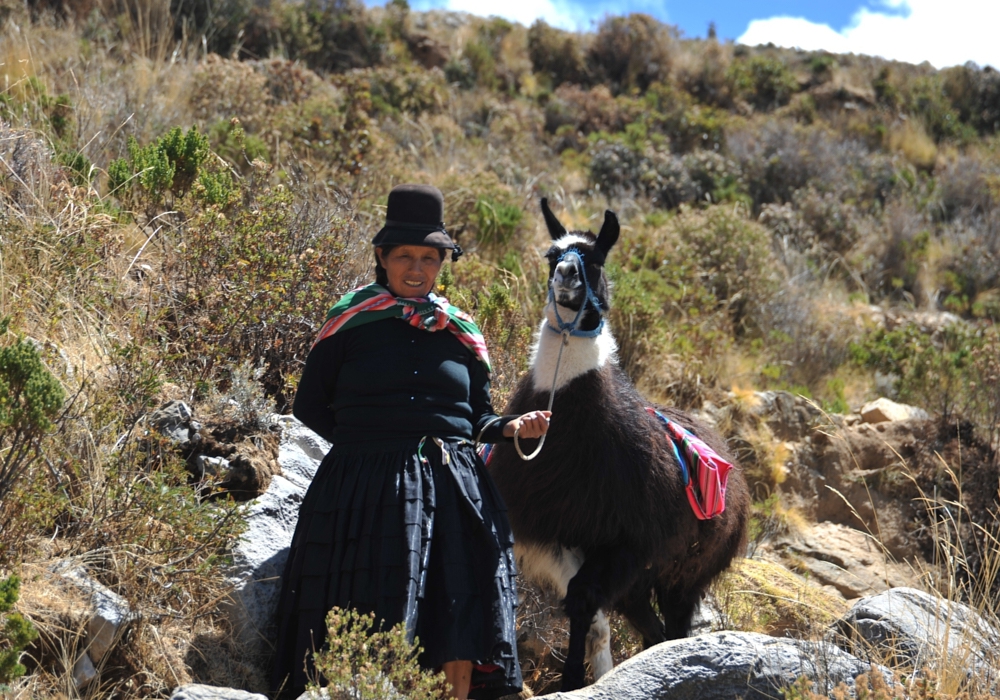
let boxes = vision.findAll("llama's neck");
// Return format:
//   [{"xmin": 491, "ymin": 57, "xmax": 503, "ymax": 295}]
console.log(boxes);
[{"xmin": 530, "ymin": 302, "xmax": 618, "ymax": 392}]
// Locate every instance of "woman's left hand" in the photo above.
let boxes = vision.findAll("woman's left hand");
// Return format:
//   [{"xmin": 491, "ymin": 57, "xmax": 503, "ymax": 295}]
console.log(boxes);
[{"xmin": 504, "ymin": 411, "xmax": 551, "ymax": 440}]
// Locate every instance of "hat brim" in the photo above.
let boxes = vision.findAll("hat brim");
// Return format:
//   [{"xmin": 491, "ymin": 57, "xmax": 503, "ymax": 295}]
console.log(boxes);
[{"xmin": 372, "ymin": 226, "xmax": 456, "ymax": 249}]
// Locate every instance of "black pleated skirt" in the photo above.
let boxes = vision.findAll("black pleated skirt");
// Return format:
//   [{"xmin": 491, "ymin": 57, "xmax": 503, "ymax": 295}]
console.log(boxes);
[{"xmin": 270, "ymin": 437, "xmax": 521, "ymax": 699}]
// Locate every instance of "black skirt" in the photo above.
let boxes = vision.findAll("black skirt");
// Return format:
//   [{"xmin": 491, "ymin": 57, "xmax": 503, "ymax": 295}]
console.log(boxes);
[{"xmin": 270, "ymin": 437, "xmax": 521, "ymax": 699}]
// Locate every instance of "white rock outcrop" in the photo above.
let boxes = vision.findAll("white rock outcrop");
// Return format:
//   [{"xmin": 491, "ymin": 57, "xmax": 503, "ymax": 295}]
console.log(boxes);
[
  {"xmin": 860, "ymin": 397, "xmax": 929, "ymax": 424},
  {"xmin": 170, "ymin": 684, "xmax": 268, "ymax": 700},
  {"xmin": 224, "ymin": 415, "xmax": 327, "ymax": 659},
  {"xmin": 835, "ymin": 587, "xmax": 1000, "ymax": 685},
  {"xmin": 539, "ymin": 631, "xmax": 888, "ymax": 699}
]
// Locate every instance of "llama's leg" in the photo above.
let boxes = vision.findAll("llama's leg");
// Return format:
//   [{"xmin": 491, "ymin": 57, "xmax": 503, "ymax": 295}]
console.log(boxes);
[
  {"xmin": 585, "ymin": 609, "xmax": 614, "ymax": 680},
  {"xmin": 617, "ymin": 582, "xmax": 666, "ymax": 649},
  {"xmin": 562, "ymin": 548, "xmax": 643, "ymax": 691},
  {"xmin": 655, "ymin": 583, "xmax": 701, "ymax": 640},
  {"xmin": 562, "ymin": 561, "xmax": 604, "ymax": 691}
]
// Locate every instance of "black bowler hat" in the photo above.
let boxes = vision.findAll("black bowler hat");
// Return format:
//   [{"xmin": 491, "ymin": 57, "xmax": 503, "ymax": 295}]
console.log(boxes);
[{"xmin": 371, "ymin": 184, "xmax": 458, "ymax": 252}]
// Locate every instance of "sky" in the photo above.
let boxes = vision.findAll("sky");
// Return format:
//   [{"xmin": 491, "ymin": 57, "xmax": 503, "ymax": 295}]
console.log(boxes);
[{"xmin": 386, "ymin": 0, "xmax": 999, "ymax": 70}]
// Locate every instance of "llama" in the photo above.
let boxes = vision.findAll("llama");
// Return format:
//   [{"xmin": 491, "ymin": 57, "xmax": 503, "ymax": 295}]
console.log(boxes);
[{"xmin": 486, "ymin": 199, "xmax": 750, "ymax": 691}]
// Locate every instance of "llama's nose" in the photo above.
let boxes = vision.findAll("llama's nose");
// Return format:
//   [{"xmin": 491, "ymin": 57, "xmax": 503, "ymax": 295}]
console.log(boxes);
[{"xmin": 554, "ymin": 261, "xmax": 581, "ymax": 288}]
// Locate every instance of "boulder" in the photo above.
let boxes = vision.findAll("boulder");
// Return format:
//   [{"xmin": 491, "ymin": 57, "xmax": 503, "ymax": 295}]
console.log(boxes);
[
  {"xmin": 223, "ymin": 416, "xmax": 326, "ymax": 662},
  {"xmin": 538, "ymin": 631, "xmax": 887, "ymax": 699},
  {"xmin": 73, "ymin": 652, "xmax": 97, "ymax": 688},
  {"xmin": 170, "ymin": 684, "xmax": 268, "ymax": 700},
  {"xmin": 835, "ymin": 587, "xmax": 1000, "ymax": 685},
  {"xmin": 860, "ymin": 398, "xmax": 929, "ymax": 424},
  {"xmin": 53, "ymin": 562, "xmax": 133, "ymax": 661},
  {"xmin": 150, "ymin": 400, "xmax": 202, "ymax": 446},
  {"xmin": 764, "ymin": 522, "xmax": 920, "ymax": 599},
  {"xmin": 752, "ymin": 391, "xmax": 824, "ymax": 442}
]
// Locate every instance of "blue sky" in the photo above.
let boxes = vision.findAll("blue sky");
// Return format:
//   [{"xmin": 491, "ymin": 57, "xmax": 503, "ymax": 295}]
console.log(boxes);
[{"xmin": 381, "ymin": 0, "xmax": 998, "ymax": 69}]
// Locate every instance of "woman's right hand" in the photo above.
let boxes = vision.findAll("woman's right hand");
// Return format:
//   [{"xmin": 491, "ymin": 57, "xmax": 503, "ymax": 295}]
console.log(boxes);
[{"xmin": 504, "ymin": 411, "xmax": 551, "ymax": 440}]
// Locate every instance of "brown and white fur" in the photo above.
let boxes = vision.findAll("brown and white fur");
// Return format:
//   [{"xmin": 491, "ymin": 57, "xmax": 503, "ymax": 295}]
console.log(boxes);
[{"xmin": 487, "ymin": 199, "xmax": 750, "ymax": 691}]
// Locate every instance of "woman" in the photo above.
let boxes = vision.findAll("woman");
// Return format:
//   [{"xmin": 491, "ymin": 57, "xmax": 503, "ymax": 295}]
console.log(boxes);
[{"xmin": 271, "ymin": 184, "xmax": 547, "ymax": 699}]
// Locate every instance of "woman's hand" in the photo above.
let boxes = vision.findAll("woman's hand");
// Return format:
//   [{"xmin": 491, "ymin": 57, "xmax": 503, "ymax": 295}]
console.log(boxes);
[{"xmin": 503, "ymin": 411, "xmax": 551, "ymax": 440}]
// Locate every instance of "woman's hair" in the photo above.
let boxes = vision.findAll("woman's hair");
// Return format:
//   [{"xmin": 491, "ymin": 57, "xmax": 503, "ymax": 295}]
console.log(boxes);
[{"xmin": 374, "ymin": 245, "xmax": 448, "ymax": 287}]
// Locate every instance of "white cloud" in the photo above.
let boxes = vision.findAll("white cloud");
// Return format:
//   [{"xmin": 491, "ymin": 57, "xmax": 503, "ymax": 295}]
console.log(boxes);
[
  {"xmin": 420, "ymin": 0, "xmax": 666, "ymax": 32},
  {"xmin": 738, "ymin": 0, "xmax": 1000, "ymax": 69},
  {"xmin": 435, "ymin": 0, "xmax": 582, "ymax": 30}
]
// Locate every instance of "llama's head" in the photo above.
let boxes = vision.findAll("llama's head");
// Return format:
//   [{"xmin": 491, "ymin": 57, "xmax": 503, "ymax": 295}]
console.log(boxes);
[{"xmin": 541, "ymin": 198, "xmax": 620, "ymax": 336}]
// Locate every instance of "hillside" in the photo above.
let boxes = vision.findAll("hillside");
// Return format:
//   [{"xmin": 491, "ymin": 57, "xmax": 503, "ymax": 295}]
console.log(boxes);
[{"xmin": 1, "ymin": 0, "xmax": 999, "ymax": 697}]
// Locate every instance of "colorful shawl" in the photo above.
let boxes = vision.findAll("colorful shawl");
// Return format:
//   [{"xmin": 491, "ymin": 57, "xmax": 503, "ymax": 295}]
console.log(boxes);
[
  {"xmin": 646, "ymin": 407, "xmax": 733, "ymax": 520},
  {"xmin": 313, "ymin": 284, "xmax": 492, "ymax": 374}
]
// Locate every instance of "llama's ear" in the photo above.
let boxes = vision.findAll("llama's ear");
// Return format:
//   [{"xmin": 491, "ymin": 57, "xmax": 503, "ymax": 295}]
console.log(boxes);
[
  {"xmin": 595, "ymin": 210, "xmax": 620, "ymax": 255},
  {"xmin": 541, "ymin": 197, "xmax": 567, "ymax": 240}
]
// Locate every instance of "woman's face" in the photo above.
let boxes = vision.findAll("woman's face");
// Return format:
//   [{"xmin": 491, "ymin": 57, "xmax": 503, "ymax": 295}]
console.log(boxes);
[{"xmin": 377, "ymin": 245, "xmax": 443, "ymax": 297}]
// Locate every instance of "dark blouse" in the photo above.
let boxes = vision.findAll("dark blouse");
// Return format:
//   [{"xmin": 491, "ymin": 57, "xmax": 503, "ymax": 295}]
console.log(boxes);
[{"xmin": 293, "ymin": 317, "xmax": 515, "ymax": 445}]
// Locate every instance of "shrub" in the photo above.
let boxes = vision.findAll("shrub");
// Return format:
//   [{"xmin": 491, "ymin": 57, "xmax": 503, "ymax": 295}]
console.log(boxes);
[
  {"xmin": 309, "ymin": 607, "xmax": 448, "ymax": 700},
  {"xmin": 473, "ymin": 196, "xmax": 524, "ymax": 248},
  {"xmin": 108, "ymin": 126, "xmax": 210, "ymax": 206},
  {"xmin": 642, "ymin": 82, "xmax": 728, "ymax": 153},
  {"xmin": 588, "ymin": 138, "xmax": 698, "ymax": 207},
  {"xmin": 0, "ymin": 320, "xmax": 66, "ymax": 520},
  {"xmin": 586, "ymin": 14, "xmax": 675, "ymax": 95},
  {"xmin": 281, "ymin": 0, "xmax": 386, "ymax": 73},
  {"xmin": 543, "ymin": 84, "xmax": 630, "ymax": 135},
  {"xmin": 727, "ymin": 55, "xmax": 798, "ymax": 111},
  {"xmin": 672, "ymin": 38, "xmax": 732, "ymax": 107},
  {"xmin": 362, "ymin": 66, "xmax": 447, "ymax": 117},
  {"xmin": 165, "ymin": 181, "xmax": 357, "ymax": 409},
  {"xmin": 170, "ymin": 0, "xmax": 277, "ymax": 59},
  {"xmin": 189, "ymin": 55, "xmax": 272, "ymax": 134},
  {"xmin": 0, "ymin": 575, "xmax": 37, "ymax": 687},
  {"xmin": 850, "ymin": 321, "xmax": 975, "ymax": 419},
  {"xmin": 672, "ymin": 205, "xmax": 779, "ymax": 333},
  {"xmin": 682, "ymin": 150, "xmax": 747, "ymax": 205},
  {"xmin": 527, "ymin": 20, "xmax": 587, "ymax": 88},
  {"xmin": 859, "ymin": 199, "xmax": 931, "ymax": 303},
  {"xmin": 727, "ymin": 120, "xmax": 873, "ymax": 210},
  {"xmin": 906, "ymin": 75, "xmax": 976, "ymax": 143}
]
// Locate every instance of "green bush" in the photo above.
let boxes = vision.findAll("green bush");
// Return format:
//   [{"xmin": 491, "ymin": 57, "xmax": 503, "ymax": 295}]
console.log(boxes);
[
  {"xmin": 281, "ymin": 0, "xmax": 386, "ymax": 72},
  {"xmin": 727, "ymin": 55, "xmax": 798, "ymax": 110},
  {"xmin": 0, "ymin": 320, "xmax": 66, "ymax": 519},
  {"xmin": 108, "ymin": 126, "xmax": 210, "ymax": 206},
  {"xmin": 0, "ymin": 575, "xmax": 37, "ymax": 687},
  {"xmin": 587, "ymin": 14, "xmax": 675, "ymax": 95},
  {"xmin": 168, "ymin": 182, "xmax": 352, "ymax": 409},
  {"xmin": 473, "ymin": 196, "xmax": 524, "ymax": 248},
  {"xmin": 310, "ymin": 607, "xmax": 447, "ymax": 700},
  {"xmin": 527, "ymin": 20, "xmax": 587, "ymax": 88},
  {"xmin": 851, "ymin": 322, "xmax": 974, "ymax": 419},
  {"xmin": 674, "ymin": 206, "xmax": 778, "ymax": 333}
]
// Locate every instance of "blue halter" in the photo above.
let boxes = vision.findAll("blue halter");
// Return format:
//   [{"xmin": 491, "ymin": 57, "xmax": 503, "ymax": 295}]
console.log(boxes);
[{"xmin": 547, "ymin": 248, "xmax": 606, "ymax": 338}]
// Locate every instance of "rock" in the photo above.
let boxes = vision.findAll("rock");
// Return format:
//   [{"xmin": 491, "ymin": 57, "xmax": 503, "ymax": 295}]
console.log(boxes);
[
  {"xmin": 752, "ymin": 391, "xmax": 824, "ymax": 442},
  {"xmin": 73, "ymin": 652, "xmax": 97, "ymax": 688},
  {"xmin": 224, "ymin": 416, "xmax": 327, "ymax": 662},
  {"xmin": 194, "ymin": 454, "xmax": 230, "ymax": 480},
  {"xmin": 170, "ymin": 684, "xmax": 268, "ymax": 700},
  {"xmin": 54, "ymin": 562, "xmax": 133, "ymax": 661},
  {"xmin": 835, "ymin": 588, "xmax": 1000, "ymax": 685},
  {"xmin": 765, "ymin": 523, "xmax": 920, "ymax": 599},
  {"xmin": 150, "ymin": 400, "xmax": 200, "ymax": 446},
  {"xmin": 539, "ymin": 631, "xmax": 888, "ymax": 699},
  {"xmin": 860, "ymin": 398, "xmax": 929, "ymax": 424},
  {"xmin": 778, "ymin": 418, "xmax": 932, "ymax": 560}
]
